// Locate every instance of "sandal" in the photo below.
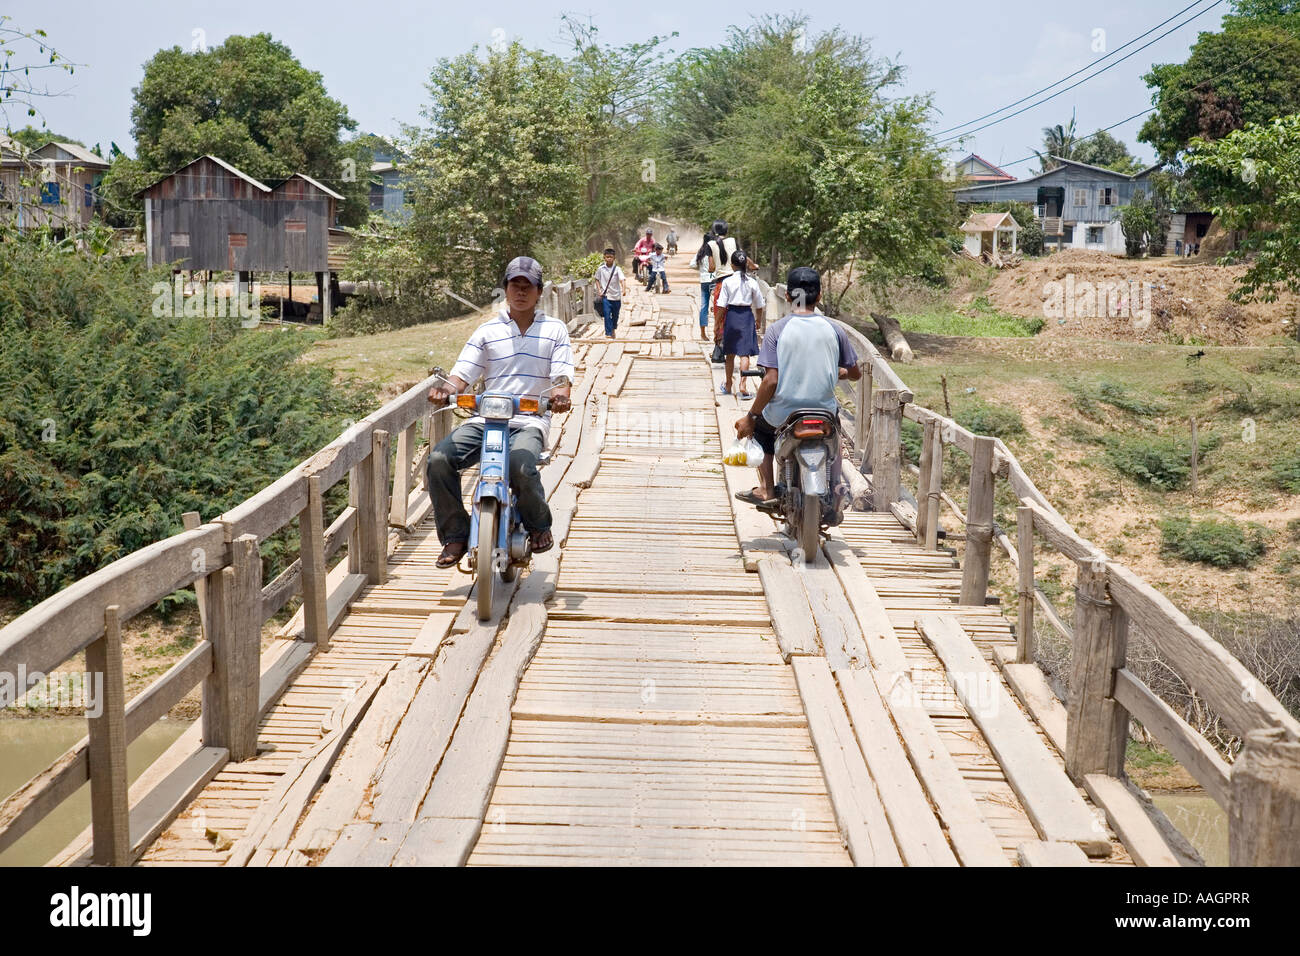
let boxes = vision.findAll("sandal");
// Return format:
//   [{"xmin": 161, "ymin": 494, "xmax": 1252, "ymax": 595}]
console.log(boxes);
[
  {"xmin": 717, "ymin": 385, "xmax": 731, "ymax": 395},
  {"xmin": 436, "ymin": 540, "xmax": 468, "ymax": 569},
  {"xmin": 529, "ymin": 529, "xmax": 554, "ymax": 554},
  {"xmin": 735, "ymin": 488, "xmax": 776, "ymax": 506},
  {"xmin": 738, "ymin": 391, "xmax": 753, "ymax": 400}
]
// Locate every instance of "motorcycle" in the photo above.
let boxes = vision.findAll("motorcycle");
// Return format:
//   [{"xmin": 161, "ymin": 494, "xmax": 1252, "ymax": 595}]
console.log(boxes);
[
  {"xmin": 666, "ymin": 239, "xmax": 678, "ymax": 256},
  {"xmin": 440, "ymin": 383, "xmax": 555, "ymax": 620},
  {"xmin": 742, "ymin": 372, "xmax": 844, "ymax": 561}
]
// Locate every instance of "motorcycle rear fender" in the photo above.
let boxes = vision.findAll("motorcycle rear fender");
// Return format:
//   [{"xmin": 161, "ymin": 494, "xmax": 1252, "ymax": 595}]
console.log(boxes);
[{"xmin": 796, "ymin": 444, "xmax": 830, "ymax": 495}]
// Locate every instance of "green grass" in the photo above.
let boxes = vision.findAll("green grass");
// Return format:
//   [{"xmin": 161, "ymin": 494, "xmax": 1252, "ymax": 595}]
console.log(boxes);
[
  {"xmin": 1126, "ymin": 739, "xmax": 1179, "ymax": 771},
  {"xmin": 304, "ymin": 310, "xmax": 486, "ymax": 389},
  {"xmin": 895, "ymin": 308, "xmax": 1044, "ymax": 338}
]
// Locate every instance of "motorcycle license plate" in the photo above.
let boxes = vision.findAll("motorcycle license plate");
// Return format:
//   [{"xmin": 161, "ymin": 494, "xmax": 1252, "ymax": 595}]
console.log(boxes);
[{"xmin": 485, "ymin": 432, "xmax": 504, "ymax": 452}]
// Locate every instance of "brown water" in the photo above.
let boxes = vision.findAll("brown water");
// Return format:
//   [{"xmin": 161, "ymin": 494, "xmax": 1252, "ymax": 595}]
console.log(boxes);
[
  {"xmin": 0, "ymin": 716, "xmax": 191, "ymax": 867},
  {"xmin": 1151, "ymin": 792, "xmax": 1228, "ymax": 866}
]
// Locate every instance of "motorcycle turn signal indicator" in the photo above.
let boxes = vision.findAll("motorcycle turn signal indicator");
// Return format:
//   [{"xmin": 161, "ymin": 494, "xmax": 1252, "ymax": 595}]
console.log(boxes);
[
  {"xmin": 518, "ymin": 398, "xmax": 540, "ymax": 413},
  {"xmin": 456, "ymin": 395, "xmax": 477, "ymax": 410}
]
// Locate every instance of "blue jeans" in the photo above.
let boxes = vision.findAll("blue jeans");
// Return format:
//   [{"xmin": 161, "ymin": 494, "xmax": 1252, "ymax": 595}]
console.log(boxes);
[
  {"xmin": 602, "ymin": 297, "xmax": 622, "ymax": 336},
  {"xmin": 699, "ymin": 280, "xmax": 714, "ymax": 327},
  {"xmin": 645, "ymin": 269, "xmax": 668, "ymax": 292},
  {"xmin": 425, "ymin": 422, "xmax": 550, "ymax": 544}
]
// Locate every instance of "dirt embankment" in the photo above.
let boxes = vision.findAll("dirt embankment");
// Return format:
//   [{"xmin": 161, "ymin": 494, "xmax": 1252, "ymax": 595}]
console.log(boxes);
[{"xmin": 970, "ymin": 250, "xmax": 1299, "ymax": 344}]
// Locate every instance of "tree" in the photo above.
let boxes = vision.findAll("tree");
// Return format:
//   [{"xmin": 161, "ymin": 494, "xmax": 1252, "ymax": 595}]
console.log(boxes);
[
  {"xmin": 560, "ymin": 17, "xmax": 674, "ymax": 256},
  {"xmin": 1074, "ymin": 129, "xmax": 1145, "ymax": 173},
  {"xmin": 403, "ymin": 42, "xmax": 584, "ymax": 301},
  {"xmin": 0, "ymin": 17, "xmax": 76, "ymax": 133},
  {"xmin": 1140, "ymin": 5, "xmax": 1300, "ymax": 165},
  {"xmin": 114, "ymin": 34, "xmax": 369, "ymax": 226},
  {"xmin": 1185, "ymin": 112, "xmax": 1300, "ymax": 300},
  {"xmin": 1033, "ymin": 114, "xmax": 1078, "ymax": 171},
  {"xmin": 1119, "ymin": 190, "xmax": 1168, "ymax": 257},
  {"xmin": 660, "ymin": 15, "xmax": 953, "ymax": 309},
  {"xmin": 7, "ymin": 124, "xmax": 83, "ymax": 149}
]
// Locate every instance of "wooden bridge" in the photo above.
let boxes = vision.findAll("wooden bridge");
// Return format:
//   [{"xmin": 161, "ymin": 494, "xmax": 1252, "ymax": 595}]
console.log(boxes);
[{"xmin": 2, "ymin": 258, "xmax": 1298, "ymax": 867}]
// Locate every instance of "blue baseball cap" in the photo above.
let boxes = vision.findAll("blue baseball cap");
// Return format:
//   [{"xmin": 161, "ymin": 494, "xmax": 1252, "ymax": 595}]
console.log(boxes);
[{"xmin": 503, "ymin": 256, "xmax": 543, "ymax": 288}]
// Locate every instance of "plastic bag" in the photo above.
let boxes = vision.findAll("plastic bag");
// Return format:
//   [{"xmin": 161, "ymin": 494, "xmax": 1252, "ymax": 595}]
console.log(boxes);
[{"xmin": 724, "ymin": 437, "xmax": 764, "ymax": 467}]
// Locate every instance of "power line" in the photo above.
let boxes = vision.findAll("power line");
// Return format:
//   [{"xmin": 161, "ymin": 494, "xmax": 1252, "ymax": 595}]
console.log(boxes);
[{"xmin": 933, "ymin": 0, "xmax": 1215, "ymax": 137}]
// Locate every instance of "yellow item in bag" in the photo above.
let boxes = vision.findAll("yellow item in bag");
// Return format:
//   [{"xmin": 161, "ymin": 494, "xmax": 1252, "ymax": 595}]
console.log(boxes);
[{"xmin": 724, "ymin": 438, "xmax": 764, "ymax": 467}]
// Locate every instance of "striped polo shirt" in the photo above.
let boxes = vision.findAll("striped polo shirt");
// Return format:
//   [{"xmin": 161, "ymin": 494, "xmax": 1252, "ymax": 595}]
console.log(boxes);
[{"xmin": 449, "ymin": 308, "xmax": 575, "ymax": 436}]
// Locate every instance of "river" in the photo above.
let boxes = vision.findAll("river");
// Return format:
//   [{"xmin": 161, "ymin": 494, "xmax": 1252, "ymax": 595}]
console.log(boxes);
[
  {"xmin": 0, "ymin": 716, "xmax": 190, "ymax": 867},
  {"xmin": 1151, "ymin": 792, "xmax": 1228, "ymax": 866}
]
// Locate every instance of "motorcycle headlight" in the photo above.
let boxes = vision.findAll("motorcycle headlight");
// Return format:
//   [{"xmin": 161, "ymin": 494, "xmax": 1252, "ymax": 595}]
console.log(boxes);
[{"xmin": 479, "ymin": 395, "xmax": 514, "ymax": 420}]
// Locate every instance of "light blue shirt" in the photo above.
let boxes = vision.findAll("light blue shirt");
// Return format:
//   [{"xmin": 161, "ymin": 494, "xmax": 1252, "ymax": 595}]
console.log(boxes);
[{"xmin": 758, "ymin": 311, "xmax": 858, "ymax": 427}]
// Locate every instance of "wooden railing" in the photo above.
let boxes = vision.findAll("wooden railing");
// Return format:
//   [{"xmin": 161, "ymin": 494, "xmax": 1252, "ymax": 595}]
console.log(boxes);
[
  {"xmin": 763, "ymin": 279, "xmax": 1300, "ymax": 866},
  {"xmin": 0, "ymin": 281, "xmax": 598, "ymax": 866}
]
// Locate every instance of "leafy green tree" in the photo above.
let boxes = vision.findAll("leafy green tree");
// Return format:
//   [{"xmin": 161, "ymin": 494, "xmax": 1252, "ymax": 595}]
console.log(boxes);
[
  {"xmin": 403, "ymin": 41, "xmax": 583, "ymax": 301},
  {"xmin": 560, "ymin": 17, "xmax": 674, "ymax": 256},
  {"xmin": 117, "ymin": 33, "xmax": 369, "ymax": 226},
  {"xmin": 7, "ymin": 125, "xmax": 84, "ymax": 149},
  {"xmin": 1185, "ymin": 112, "xmax": 1300, "ymax": 300},
  {"xmin": 661, "ymin": 15, "xmax": 952, "ymax": 309},
  {"xmin": 1074, "ymin": 129, "xmax": 1145, "ymax": 173},
  {"xmin": 1119, "ymin": 190, "xmax": 1167, "ymax": 257},
  {"xmin": 1140, "ymin": 6, "xmax": 1300, "ymax": 165}
]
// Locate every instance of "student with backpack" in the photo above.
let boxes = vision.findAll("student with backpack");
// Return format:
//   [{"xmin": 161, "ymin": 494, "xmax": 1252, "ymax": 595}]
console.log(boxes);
[
  {"xmin": 713, "ymin": 250, "xmax": 764, "ymax": 399},
  {"xmin": 594, "ymin": 247, "xmax": 625, "ymax": 337},
  {"xmin": 694, "ymin": 228, "xmax": 717, "ymax": 340}
]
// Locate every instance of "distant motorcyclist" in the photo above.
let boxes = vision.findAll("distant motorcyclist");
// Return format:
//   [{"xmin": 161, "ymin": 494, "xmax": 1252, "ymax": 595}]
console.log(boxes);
[{"xmin": 632, "ymin": 229, "xmax": 655, "ymax": 281}]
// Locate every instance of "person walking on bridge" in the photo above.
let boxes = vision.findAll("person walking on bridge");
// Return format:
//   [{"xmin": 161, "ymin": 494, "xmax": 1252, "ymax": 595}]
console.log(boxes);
[
  {"xmin": 699, "ymin": 220, "xmax": 738, "ymax": 318},
  {"xmin": 693, "ymin": 228, "xmax": 718, "ymax": 340},
  {"xmin": 595, "ymin": 247, "xmax": 625, "ymax": 337},
  {"xmin": 713, "ymin": 250, "xmax": 763, "ymax": 399},
  {"xmin": 426, "ymin": 256, "xmax": 573, "ymax": 569}
]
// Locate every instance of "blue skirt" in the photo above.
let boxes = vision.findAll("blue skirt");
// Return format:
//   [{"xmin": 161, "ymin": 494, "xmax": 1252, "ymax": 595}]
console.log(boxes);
[{"xmin": 722, "ymin": 306, "xmax": 758, "ymax": 357}]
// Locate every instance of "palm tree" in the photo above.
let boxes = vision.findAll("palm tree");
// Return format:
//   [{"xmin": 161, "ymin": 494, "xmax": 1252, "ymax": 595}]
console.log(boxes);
[{"xmin": 1033, "ymin": 112, "xmax": 1078, "ymax": 172}]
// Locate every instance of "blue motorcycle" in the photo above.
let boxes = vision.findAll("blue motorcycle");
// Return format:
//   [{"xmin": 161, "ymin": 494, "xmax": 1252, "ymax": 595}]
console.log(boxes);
[{"xmin": 446, "ymin": 388, "xmax": 555, "ymax": 621}]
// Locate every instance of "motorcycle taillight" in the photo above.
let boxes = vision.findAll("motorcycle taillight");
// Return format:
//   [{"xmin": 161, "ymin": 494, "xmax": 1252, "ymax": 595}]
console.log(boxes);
[{"xmin": 793, "ymin": 419, "xmax": 831, "ymax": 439}]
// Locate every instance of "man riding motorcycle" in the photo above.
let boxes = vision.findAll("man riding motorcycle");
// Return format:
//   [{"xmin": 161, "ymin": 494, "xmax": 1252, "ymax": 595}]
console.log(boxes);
[{"xmin": 734, "ymin": 266, "xmax": 860, "ymax": 508}]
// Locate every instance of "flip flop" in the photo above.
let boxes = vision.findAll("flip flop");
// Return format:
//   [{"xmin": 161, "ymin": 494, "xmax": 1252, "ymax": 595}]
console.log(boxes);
[
  {"xmin": 717, "ymin": 385, "xmax": 731, "ymax": 395},
  {"xmin": 738, "ymin": 391, "xmax": 753, "ymax": 400},
  {"xmin": 735, "ymin": 488, "xmax": 775, "ymax": 506}
]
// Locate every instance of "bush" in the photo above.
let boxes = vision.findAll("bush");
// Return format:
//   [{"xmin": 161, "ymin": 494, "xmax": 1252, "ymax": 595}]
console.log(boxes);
[
  {"xmin": 900, "ymin": 419, "xmax": 923, "ymax": 464},
  {"xmin": 957, "ymin": 401, "xmax": 1025, "ymax": 439},
  {"xmin": 1272, "ymin": 450, "xmax": 1300, "ymax": 493},
  {"xmin": 0, "ymin": 240, "xmax": 374, "ymax": 606},
  {"xmin": 1159, "ymin": 516, "xmax": 1269, "ymax": 568},
  {"xmin": 1104, "ymin": 432, "xmax": 1219, "ymax": 490}
]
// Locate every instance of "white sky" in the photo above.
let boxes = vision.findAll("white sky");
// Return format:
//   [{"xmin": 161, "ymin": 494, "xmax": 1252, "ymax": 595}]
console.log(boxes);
[{"xmin": 4, "ymin": 0, "xmax": 1229, "ymax": 172}]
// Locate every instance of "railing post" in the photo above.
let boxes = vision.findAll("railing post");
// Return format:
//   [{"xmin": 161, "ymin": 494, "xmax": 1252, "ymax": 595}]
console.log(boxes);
[
  {"xmin": 390, "ymin": 422, "xmax": 415, "ymax": 527},
  {"xmin": 356, "ymin": 429, "xmax": 390, "ymax": 585},
  {"xmin": 870, "ymin": 388, "xmax": 901, "ymax": 511},
  {"xmin": 86, "ymin": 604, "xmax": 130, "ymax": 866},
  {"xmin": 924, "ymin": 425, "xmax": 942, "ymax": 551},
  {"xmin": 583, "ymin": 282, "xmax": 593, "ymax": 317},
  {"xmin": 202, "ymin": 533, "xmax": 262, "ymax": 761},
  {"xmin": 916, "ymin": 419, "xmax": 935, "ymax": 545},
  {"xmin": 855, "ymin": 368, "xmax": 871, "ymax": 465},
  {"xmin": 1230, "ymin": 728, "xmax": 1300, "ymax": 865},
  {"xmin": 1016, "ymin": 501, "xmax": 1035, "ymax": 663},
  {"xmin": 182, "ymin": 511, "xmax": 208, "ymax": 633},
  {"xmin": 299, "ymin": 475, "xmax": 330, "ymax": 651},
  {"xmin": 959, "ymin": 436, "xmax": 996, "ymax": 605},
  {"xmin": 1065, "ymin": 557, "xmax": 1129, "ymax": 779}
]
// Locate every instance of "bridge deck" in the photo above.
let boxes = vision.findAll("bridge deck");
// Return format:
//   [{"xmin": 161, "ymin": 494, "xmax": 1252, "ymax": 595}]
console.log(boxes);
[{"xmin": 131, "ymin": 267, "xmax": 1141, "ymax": 867}]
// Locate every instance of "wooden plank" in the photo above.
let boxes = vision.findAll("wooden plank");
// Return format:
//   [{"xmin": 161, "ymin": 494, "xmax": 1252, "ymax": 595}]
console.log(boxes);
[
  {"xmin": 870, "ymin": 388, "xmax": 901, "ymax": 511},
  {"xmin": 257, "ymin": 640, "xmax": 315, "ymax": 718},
  {"xmin": 834, "ymin": 668, "xmax": 956, "ymax": 866},
  {"xmin": 1113, "ymin": 669, "xmax": 1230, "ymax": 807},
  {"xmin": 756, "ymin": 557, "xmax": 818, "ymax": 661},
  {"xmin": 0, "ymin": 522, "xmax": 226, "ymax": 705},
  {"xmin": 406, "ymin": 611, "xmax": 454, "ymax": 658},
  {"xmin": 1017, "ymin": 841, "xmax": 1090, "ymax": 867},
  {"xmin": 1016, "ymin": 504, "xmax": 1035, "ymax": 662},
  {"xmin": 322, "ymin": 505, "xmax": 356, "ymax": 562},
  {"xmin": 410, "ymin": 600, "xmax": 548, "ymax": 864},
  {"xmin": 1106, "ymin": 562, "xmax": 1300, "ymax": 740},
  {"xmin": 1024, "ymin": 500, "xmax": 1102, "ymax": 564},
  {"xmin": 918, "ymin": 614, "xmax": 1111, "ymax": 856},
  {"xmin": 924, "ymin": 425, "xmax": 942, "ymax": 551},
  {"xmin": 791, "ymin": 657, "xmax": 901, "ymax": 866},
  {"xmin": 799, "ymin": 560, "xmax": 870, "ymax": 670},
  {"xmin": 992, "ymin": 645, "xmax": 1066, "ymax": 755},
  {"xmin": 202, "ymin": 533, "xmax": 262, "ymax": 761},
  {"xmin": 1227, "ymin": 728, "xmax": 1300, "ymax": 866},
  {"xmin": 1082, "ymin": 773, "xmax": 1201, "ymax": 867},
  {"xmin": 86, "ymin": 606, "xmax": 130, "ymax": 866}
]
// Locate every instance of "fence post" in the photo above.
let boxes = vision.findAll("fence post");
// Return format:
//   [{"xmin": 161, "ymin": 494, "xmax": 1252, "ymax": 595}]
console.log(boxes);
[
  {"xmin": 300, "ymin": 475, "xmax": 330, "ymax": 651},
  {"xmin": 356, "ymin": 429, "xmax": 390, "ymax": 585},
  {"xmin": 182, "ymin": 511, "xmax": 208, "ymax": 633},
  {"xmin": 202, "ymin": 533, "xmax": 262, "ymax": 761},
  {"xmin": 924, "ymin": 425, "xmax": 942, "ymax": 551},
  {"xmin": 855, "ymin": 370, "xmax": 870, "ymax": 465},
  {"xmin": 870, "ymin": 388, "xmax": 901, "ymax": 511},
  {"xmin": 1229, "ymin": 728, "xmax": 1300, "ymax": 865},
  {"xmin": 959, "ymin": 436, "xmax": 996, "ymax": 605},
  {"xmin": 1065, "ymin": 558, "xmax": 1129, "ymax": 779},
  {"xmin": 915, "ymin": 419, "xmax": 935, "ymax": 545},
  {"xmin": 390, "ymin": 422, "xmax": 415, "ymax": 527},
  {"xmin": 86, "ymin": 604, "xmax": 130, "ymax": 866},
  {"xmin": 1016, "ymin": 502, "xmax": 1035, "ymax": 663}
]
